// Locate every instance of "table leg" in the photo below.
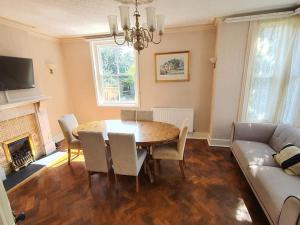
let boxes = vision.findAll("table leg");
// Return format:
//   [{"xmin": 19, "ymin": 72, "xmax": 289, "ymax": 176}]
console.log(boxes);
[{"xmin": 144, "ymin": 149, "xmax": 155, "ymax": 184}]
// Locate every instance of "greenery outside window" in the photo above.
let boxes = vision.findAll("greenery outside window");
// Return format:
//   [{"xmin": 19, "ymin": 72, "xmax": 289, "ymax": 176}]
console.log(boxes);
[{"xmin": 91, "ymin": 40, "xmax": 139, "ymax": 107}]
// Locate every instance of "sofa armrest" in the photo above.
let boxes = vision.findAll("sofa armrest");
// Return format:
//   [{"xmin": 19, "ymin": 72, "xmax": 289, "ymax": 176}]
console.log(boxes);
[
  {"xmin": 278, "ymin": 196, "xmax": 300, "ymax": 225},
  {"xmin": 232, "ymin": 122, "xmax": 277, "ymax": 143}
]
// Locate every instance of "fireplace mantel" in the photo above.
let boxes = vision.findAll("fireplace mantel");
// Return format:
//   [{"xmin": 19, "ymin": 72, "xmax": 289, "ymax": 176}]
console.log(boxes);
[
  {"xmin": 0, "ymin": 96, "xmax": 51, "ymax": 111},
  {"xmin": 0, "ymin": 95, "xmax": 55, "ymax": 174}
]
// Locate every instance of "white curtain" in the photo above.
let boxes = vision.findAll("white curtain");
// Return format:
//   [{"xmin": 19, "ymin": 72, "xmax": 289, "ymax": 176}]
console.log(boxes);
[{"xmin": 243, "ymin": 16, "xmax": 300, "ymax": 127}]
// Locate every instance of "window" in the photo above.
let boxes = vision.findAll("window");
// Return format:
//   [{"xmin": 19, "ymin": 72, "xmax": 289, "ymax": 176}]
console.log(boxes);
[
  {"xmin": 91, "ymin": 40, "xmax": 139, "ymax": 107},
  {"xmin": 243, "ymin": 16, "xmax": 300, "ymax": 127}
]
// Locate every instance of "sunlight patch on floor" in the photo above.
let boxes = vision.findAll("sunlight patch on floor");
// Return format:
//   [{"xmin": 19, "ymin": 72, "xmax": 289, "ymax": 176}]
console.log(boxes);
[{"xmin": 235, "ymin": 198, "xmax": 252, "ymax": 222}]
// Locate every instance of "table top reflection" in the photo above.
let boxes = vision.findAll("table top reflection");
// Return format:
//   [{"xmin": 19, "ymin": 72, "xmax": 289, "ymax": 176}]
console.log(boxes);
[{"xmin": 73, "ymin": 120, "xmax": 180, "ymax": 145}]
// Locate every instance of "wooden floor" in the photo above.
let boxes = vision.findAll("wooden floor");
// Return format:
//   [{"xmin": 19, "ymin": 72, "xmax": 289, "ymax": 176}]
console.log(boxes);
[{"xmin": 8, "ymin": 139, "xmax": 269, "ymax": 225}]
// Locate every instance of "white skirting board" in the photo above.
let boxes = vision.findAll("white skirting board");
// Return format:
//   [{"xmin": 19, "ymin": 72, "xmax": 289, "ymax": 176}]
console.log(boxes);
[
  {"xmin": 207, "ymin": 137, "xmax": 231, "ymax": 147},
  {"xmin": 187, "ymin": 132, "xmax": 208, "ymax": 140}
]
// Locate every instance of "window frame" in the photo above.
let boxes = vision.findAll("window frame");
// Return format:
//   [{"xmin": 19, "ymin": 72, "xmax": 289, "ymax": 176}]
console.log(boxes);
[{"xmin": 90, "ymin": 38, "xmax": 140, "ymax": 107}]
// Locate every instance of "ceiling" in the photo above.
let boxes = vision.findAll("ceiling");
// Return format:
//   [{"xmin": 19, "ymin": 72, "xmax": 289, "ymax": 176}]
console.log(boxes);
[{"xmin": 0, "ymin": 0, "xmax": 298, "ymax": 37}]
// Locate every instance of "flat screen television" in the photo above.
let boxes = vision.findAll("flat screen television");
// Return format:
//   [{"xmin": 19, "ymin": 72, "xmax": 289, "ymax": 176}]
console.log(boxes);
[{"xmin": 0, "ymin": 56, "xmax": 35, "ymax": 91}]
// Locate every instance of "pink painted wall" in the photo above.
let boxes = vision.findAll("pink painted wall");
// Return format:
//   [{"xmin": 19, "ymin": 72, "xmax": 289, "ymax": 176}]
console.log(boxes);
[
  {"xmin": 62, "ymin": 27, "xmax": 216, "ymax": 133},
  {"xmin": 0, "ymin": 24, "xmax": 73, "ymax": 139}
]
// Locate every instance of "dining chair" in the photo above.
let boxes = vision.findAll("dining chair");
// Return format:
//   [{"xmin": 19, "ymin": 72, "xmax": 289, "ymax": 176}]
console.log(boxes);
[
  {"xmin": 108, "ymin": 132, "xmax": 147, "ymax": 192},
  {"xmin": 136, "ymin": 110, "xmax": 153, "ymax": 121},
  {"xmin": 152, "ymin": 121, "xmax": 189, "ymax": 178},
  {"xmin": 58, "ymin": 114, "xmax": 81, "ymax": 165},
  {"xmin": 120, "ymin": 109, "xmax": 136, "ymax": 121},
  {"xmin": 78, "ymin": 131, "xmax": 112, "ymax": 187}
]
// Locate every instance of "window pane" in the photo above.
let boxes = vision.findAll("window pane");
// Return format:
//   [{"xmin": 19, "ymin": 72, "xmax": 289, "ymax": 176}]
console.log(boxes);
[
  {"xmin": 120, "ymin": 75, "xmax": 135, "ymax": 101},
  {"xmin": 94, "ymin": 43, "xmax": 137, "ymax": 106}
]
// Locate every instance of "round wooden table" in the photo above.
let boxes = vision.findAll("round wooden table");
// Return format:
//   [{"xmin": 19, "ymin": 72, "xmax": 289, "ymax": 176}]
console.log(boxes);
[{"xmin": 73, "ymin": 120, "xmax": 180, "ymax": 146}]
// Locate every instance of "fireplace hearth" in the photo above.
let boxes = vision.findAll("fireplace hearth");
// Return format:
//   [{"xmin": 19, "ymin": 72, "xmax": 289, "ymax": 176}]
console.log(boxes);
[{"xmin": 3, "ymin": 134, "xmax": 35, "ymax": 171}]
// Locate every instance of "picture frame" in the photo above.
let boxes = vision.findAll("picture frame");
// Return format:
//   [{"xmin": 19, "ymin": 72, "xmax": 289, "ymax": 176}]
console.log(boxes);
[{"xmin": 155, "ymin": 51, "xmax": 190, "ymax": 82}]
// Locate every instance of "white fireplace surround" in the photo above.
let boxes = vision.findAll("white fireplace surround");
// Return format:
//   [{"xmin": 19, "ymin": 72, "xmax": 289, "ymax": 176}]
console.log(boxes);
[{"xmin": 0, "ymin": 96, "xmax": 56, "ymax": 165}]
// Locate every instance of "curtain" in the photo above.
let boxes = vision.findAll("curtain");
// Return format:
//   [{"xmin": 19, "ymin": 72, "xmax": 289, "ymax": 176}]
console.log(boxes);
[{"xmin": 244, "ymin": 16, "xmax": 300, "ymax": 127}]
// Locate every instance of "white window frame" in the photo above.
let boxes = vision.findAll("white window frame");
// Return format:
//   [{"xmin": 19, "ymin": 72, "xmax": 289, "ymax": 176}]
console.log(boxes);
[{"xmin": 90, "ymin": 38, "xmax": 140, "ymax": 107}]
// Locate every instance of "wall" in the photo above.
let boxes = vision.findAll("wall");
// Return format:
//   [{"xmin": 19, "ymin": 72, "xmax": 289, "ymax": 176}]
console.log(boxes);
[
  {"xmin": 0, "ymin": 23, "xmax": 73, "ymax": 139},
  {"xmin": 0, "ymin": 181, "xmax": 15, "ymax": 225},
  {"xmin": 209, "ymin": 21, "xmax": 250, "ymax": 146},
  {"xmin": 62, "ymin": 27, "xmax": 216, "ymax": 133}
]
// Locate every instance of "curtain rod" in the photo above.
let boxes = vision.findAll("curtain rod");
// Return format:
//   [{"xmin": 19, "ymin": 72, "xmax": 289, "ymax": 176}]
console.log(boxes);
[{"xmin": 224, "ymin": 7, "xmax": 300, "ymax": 23}]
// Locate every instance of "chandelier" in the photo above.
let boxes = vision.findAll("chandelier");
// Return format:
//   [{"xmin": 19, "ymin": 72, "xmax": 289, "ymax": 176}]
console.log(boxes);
[{"xmin": 107, "ymin": 0, "xmax": 165, "ymax": 53}]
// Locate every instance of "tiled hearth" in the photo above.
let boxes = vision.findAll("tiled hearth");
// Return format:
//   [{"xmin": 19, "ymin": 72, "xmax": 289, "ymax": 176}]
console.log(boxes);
[{"xmin": 0, "ymin": 97, "xmax": 55, "ymax": 175}]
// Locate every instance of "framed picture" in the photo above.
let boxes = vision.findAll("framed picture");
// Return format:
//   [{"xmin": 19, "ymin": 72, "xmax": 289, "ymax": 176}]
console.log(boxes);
[{"xmin": 155, "ymin": 51, "xmax": 190, "ymax": 82}]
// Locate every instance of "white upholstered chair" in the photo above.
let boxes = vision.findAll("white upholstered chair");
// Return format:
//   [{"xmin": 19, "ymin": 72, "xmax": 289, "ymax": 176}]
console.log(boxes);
[
  {"xmin": 58, "ymin": 114, "xmax": 81, "ymax": 165},
  {"xmin": 108, "ymin": 133, "xmax": 147, "ymax": 192},
  {"xmin": 152, "ymin": 121, "xmax": 189, "ymax": 178},
  {"xmin": 136, "ymin": 110, "xmax": 153, "ymax": 121},
  {"xmin": 78, "ymin": 131, "xmax": 112, "ymax": 187},
  {"xmin": 120, "ymin": 109, "xmax": 136, "ymax": 121}
]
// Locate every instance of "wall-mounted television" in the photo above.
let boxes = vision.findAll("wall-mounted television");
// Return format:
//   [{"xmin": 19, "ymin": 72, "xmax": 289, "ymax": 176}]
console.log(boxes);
[{"xmin": 0, "ymin": 56, "xmax": 35, "ymax": 91}]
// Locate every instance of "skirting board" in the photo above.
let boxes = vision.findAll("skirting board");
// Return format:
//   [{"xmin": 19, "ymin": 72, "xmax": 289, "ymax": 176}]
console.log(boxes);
[
  {"xmin": 187, "ymin": 132, "xmax": 209, "ymax": 140},
  {"xmin": 207, "ymin": 137, "xmax": 231, "ymax": 147}
]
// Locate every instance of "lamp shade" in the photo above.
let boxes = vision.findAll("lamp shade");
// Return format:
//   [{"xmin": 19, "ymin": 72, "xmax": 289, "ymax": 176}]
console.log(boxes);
[
  {"xmin": 119, "ymin": 5, "xmax": 130, "ymax": 30},
  {"xmin": 108, "ymin": 15, "xmax": 118, "ymax": 35},
  {"xmin": 157, "ymin": 14, "xmax": 165, "ymax": 34},
  {"xmin": 146, "ymin": 7, "xmax": 156, "ymax": 31}
]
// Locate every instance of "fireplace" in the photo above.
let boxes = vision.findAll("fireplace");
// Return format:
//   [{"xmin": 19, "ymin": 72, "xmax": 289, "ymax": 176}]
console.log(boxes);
[{"xmin": 2, "ymin": 134, "xmax": 36, "ymax": 171}]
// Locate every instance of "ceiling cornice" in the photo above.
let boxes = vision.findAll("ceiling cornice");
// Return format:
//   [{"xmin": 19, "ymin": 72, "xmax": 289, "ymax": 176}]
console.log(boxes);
[
  {"xmin": 60, "ymin": 23, "xmax": 216, "ymax": 43},
  {"xmin": 0, "ymin": 16, "xmax": 59, "ymax": 42}
]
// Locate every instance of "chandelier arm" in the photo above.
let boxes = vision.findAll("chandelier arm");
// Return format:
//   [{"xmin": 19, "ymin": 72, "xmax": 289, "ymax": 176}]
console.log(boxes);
[
  {"xmin": 151, "ymin": 32, "xmax": 162, "ymax": 44},
  {"xmin": 113, "ymin": 35, "xmax": 127, "ymax": 45}
]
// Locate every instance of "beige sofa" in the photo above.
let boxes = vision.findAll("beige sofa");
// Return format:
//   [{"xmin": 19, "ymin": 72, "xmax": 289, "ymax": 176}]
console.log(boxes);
[{"xmin": 231, "ymin": 123, "xmax": 300, "ymax": 225}]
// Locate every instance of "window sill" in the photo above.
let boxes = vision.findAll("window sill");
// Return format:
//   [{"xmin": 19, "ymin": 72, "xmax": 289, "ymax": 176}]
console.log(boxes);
[{"xmin": 97, "ymin": 103, "xmax": 139, "ymax": 108}]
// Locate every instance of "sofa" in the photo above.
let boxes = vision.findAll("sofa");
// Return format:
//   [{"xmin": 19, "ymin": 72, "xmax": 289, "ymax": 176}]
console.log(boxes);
[{"xmin": 231, "ymin": 122, "xmax": 300, "ymax": 225}]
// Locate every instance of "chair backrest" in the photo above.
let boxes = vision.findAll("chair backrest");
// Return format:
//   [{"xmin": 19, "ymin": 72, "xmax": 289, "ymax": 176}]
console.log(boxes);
[
  {"xmin": 108, "ymin": 133, "xmax": 138, "ymax": 176},
  {"xmin": 78, "ymin": 131, "xmax": 110, "ymax": 173},
  {"xmin": 120, "ymin": 110, "xmax": 136, "ymax": 121},
  {"xmin": 136, "ymin": 110, "xmax": 153, "ymax": 121},
  {"xmin": 58, "ymin": 114, "xmax": 78, "ymax": 144},
  {"xmin": 177, "ymin": 119, "xmax": 189, "ymax": 159}
]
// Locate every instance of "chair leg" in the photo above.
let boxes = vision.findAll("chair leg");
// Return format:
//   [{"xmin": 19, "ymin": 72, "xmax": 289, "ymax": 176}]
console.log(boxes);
[
  {"xmin": 143, "ymin": 161, "xmax": 147, "ymax": 174},
  {"xmin": 136, "ymin": 176, "xmax": 139, "ymax": 193},
  {"xmin": 77, "ymin": 149, "xmax": 80, "ymax": 156},
  {"xmin": 157, "ymin": 159, "xmax": 161, "ymax": 171},
  {"xmin": 154, "ymin": 159, "xmax": 158, "ymax": 175},
  {"xmin": 68, "ymin": 148, "xmax": 71, "ymax": 165},
  {"xmin": 179, "ymin": 160, "xmax": 185, "ymax": 179},
  {"xmin": 183, "ymin": 155, "xmax": 187, "ymax": 168},
  {"xmin": 114, "ymin": 174, "xmax": 118, "ymax": 189},
  {"xmin": 88, "ymin": 171, "xmax": 92, "ymax": 188},
  {"xmin": 107, "ymin": 172, "xmax": 110, "ymax": 188}
]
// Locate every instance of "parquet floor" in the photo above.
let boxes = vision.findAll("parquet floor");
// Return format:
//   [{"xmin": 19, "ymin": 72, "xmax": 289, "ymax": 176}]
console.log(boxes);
[{"xmin": 8, "ymin": 139, "xmax": 269, "ymax": 225}]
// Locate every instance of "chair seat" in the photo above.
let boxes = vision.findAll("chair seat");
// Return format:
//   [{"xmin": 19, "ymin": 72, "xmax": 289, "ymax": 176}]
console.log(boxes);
[
  {"xmin": 152, "ymin": 143, "xmax": 180, "ymax": 160},
  {"xmin": 70, "ymin": 139, "xmax": 81, "ymax": 149}
]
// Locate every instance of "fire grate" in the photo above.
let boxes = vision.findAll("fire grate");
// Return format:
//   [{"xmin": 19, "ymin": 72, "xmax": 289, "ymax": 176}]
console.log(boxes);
[{"xmin": 2, "ymin": 133, "xmax": 36, "ymax": 172}]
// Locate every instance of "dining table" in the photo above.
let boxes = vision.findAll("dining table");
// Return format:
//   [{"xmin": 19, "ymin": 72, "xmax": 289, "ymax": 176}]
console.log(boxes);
[{"xmin": 72, "ymin": 119, "xmax": 180, "ymax": 183}]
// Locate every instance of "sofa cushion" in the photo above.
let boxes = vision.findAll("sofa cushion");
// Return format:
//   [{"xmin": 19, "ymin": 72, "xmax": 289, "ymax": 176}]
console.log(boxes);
[
  {"xmin": 232, "ymin": 140, "xmax": 278, "ymax": 168},
  {"xmin": 269, "ymin": 124, "xmax": 300, "ymax": 152},
  {"xmin": 233, "ymin": 123, "xmax": 277, "ymax": 143},
  {"xmin": 249, "ymin": 166, "xmax": 300, "ymax": 225},
  {"xmin": 274, "ymin": 144, "xmax": 300, "ymax": 175}
]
